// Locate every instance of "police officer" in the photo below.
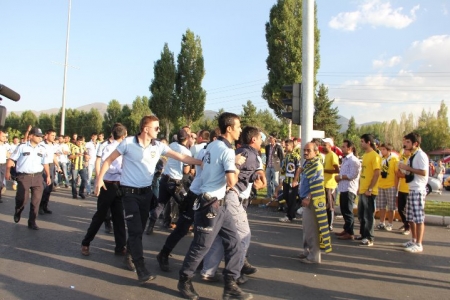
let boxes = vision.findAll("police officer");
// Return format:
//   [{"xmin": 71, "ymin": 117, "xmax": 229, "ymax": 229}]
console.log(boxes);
[
  {"xmin": 81, "ymin": 124, "xmax": 127, "ymax": 258},
  {"xmin": 39, "ymin": 129, "xmax": 61, "ymax": 215},
  {"xmin": 147, "ymin": 128, "xmax": 192, "ymax": 232},
  {"xmin": 177, "ymin": 112, "xmax": 252, "ymax": 300},
  {"xmin": 95, "ymin": 115, "xmax": 201, "ymax": 284},
  {"xmin": 6, "ymin": 127, "xmax": 51, "ymax": 230},
  {"xmin": 155, "ymin": 129, "xmax": 217, "ymax": 272},
  {"xmin": 201, "ymin": 126, "xmax": 266, "ymax": 284}
]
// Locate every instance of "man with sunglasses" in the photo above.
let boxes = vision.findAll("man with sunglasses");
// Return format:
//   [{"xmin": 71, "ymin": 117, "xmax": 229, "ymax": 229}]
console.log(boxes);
[{"xmin": 95, "ymin": 116, "xmax": 202, "ymax": 284}]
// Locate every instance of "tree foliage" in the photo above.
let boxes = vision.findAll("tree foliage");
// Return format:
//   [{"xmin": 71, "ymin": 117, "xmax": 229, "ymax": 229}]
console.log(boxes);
[
  {"xmin": 176, "ymin": 29, "xmax": 206, "ymax": 125},
  {"xmin": 149, "ymin": 43, "xmax": 178, "ymax": 139},
  {"xmin": 103, "ymin": 99, "xmax": 122, "ymax": 135},
  {"xmin": 262, "ymin": 0, "xmax": 320, "ymax": 118},
  {"xmin": 313, "ymin": 84, "xmax": 340, "ymax": 138},
  {"xmin": 128, "ymin": 96, "xmax": 152, "ymax": 135}
]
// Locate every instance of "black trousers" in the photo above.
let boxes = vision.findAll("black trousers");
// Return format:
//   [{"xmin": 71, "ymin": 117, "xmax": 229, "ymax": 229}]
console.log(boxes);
[
  {"xmin": 282, "ymin": 181, "xmax": 299, "ymax": 220},
  {"xmin": 339, "ymin": 191, "xmax": 356, "ymax": 235},
  {"xmin": 82, "ymin": 182, "xmax": 126, "ymax": 252},
  {"xmin": 122, "ymin": 188, "xmax": 153, "ymax": 262},
  {"xmin": 397, "ymin": 192, "xmax": 410, "ymax": 230},
  {"xmin": 179, "ymin": 200, "xmax": 242, "ymax": 279},
  {"xmin": 15, "ymin": 173, "xmax": 44, "ymax": 225},
  {"xmin": 40, "ymin": 163, "xmax": 54, "ymax": 209},
  {"xmin": 150, "ymin": 175, "xmax": 179, "ymax": 225},
  {"xmin": 163, "ymin": 190, "xmax": 198, "ymax": 253}
]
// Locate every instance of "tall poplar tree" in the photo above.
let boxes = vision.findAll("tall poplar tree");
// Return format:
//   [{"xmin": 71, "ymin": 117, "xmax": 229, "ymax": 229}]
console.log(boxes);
[
  {"xmin": 313, "ymin": 84, "xmax": 340, "ymax": 138},
  {"xmin": 262, "ymin": 0, "xmax": 320, "ymax": 117},
  {"xmin": 149, "ymin": 43, "xmax": 178, "ymax": 139},
  {"xmin": 176, "ymin": 29, "xmax": 206, "ymax": 125}
]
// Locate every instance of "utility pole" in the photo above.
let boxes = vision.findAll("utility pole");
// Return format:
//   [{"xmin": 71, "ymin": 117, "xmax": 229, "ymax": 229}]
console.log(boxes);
[
  {"xmin": 300, "ymin": 0, "xmax": 314, "ymax": 153},
  {"xmin": 60, "ymin": 0, "xmax": 72, "ymax": 135}
]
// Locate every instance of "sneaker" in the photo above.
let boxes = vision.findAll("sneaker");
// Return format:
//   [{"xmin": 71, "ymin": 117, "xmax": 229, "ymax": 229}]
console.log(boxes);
[
  {"xmin": 354, "ymin": 235, "xmax": 364, "ymax": 241},
  {"xmin": 404, "ymin": 244, "xmax": 423, "ymax": 253},
  {"xmin": 402, "ymin": 241, "xmax": 415, "ymax": 248},
  {"xmin": 359, "ymin": 238, "xmax": 373, "ymax": 246},
  {"xmin": 385, "ymin": 224, "xmax": 393, "ymax": 231},
  {"xmin": 12, "ymin": 184, "xmax": 17, "ymax": 191},
  {"xmin": 279, "ymin": 216, "xmax": 291, "ymax": 223},
  {"xmin": 402, "ymin": 230, "xmax": 411, "ymax": 235},
  {"xmin": 1, "ymin": 186, "xmax": 6, "ymax": 194},
  {"xmin": 296, "ymin": 207, "xmax": 303, "ymax": 217},
  {"xmin": 376, "ymin": 223, "xmax": 386, "ymax": 230},
  {"xmin": 398, "ymin": 225, "xmax": 405, "ymax": 231}
]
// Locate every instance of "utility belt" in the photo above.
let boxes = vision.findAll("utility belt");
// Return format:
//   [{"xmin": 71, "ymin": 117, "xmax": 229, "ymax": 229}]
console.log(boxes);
[
  {"xmin": 193, "ymin": 193, "xmax": 224, "ymax": 211},
  {"xmin": 18, "ymin": 171, "xmax": 43, "ymax": 177},
  {"xmin": 121, "ymin": 185, "xmax": 152, "ymax": 195}
]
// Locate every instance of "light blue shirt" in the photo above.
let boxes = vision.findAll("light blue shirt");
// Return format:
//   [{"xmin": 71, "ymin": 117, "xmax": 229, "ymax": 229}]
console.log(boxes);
[
  {"xmin": 189, "ymin": 146, "xmax": 207, "ymax": 195},
  {"xmin": 200, "ymin": 138, "xmax": 236, "ymax": 199},
  {"xmin": 40, "ymin": 141, "xmax": 55, "ymax": 164},
  {"xmin": 101, "ymin": 140, "xmax": 122, "ymax": 181},
  {"xmin": 163, "ymin": 142, "xmax": 191, "ymax": 180},
  {"xmin": 10, "ymin": 141, "xmax": 46, "ymax": 173},
  {"xmin": 116, "ymin": 136, "xmax": 169, "ymax": 188}
]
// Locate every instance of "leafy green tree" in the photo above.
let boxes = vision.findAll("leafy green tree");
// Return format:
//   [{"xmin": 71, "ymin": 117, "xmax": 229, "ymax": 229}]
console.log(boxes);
[
  {"xmin": 176, "ymin": 29, "xmax": 206, "ymax": 125},
  {"xmin": 415, "ymin": 102, "xmax": 450, "ymax": 152},
  {"xmin": 38, "ymin": 113, "xmax": 55, "ymax": 131},
  {"xmin": 65, "ymin": 108, "xmax": 82, "ymax": 136},
  {"xmin": 262, "ymin": 0, "xmax": 320, "ymax": 118},
  {"xmin": 240, "ymin": 100, "xmax": 259, "ymax": 127},
  {"xmin": 103, "ymin": 100, "xmax": 122, "ymax": 134},
  {"xmin": 120, "ymin": 105, "xmax": 133, "ymax": 134},
  {"xmin": 20, "ymin": 111, "xmax": 39, "ymax": 132},
  {"xmin": 313, "ymin": 84, "xmax": 340, "ymax": 138},
  {"xmin": 149, "ymin": 43, "xmax": 178, "ymax": 139},
  {"xmin": 4, "ymin": 112, "xmax": 21, "ymax": 131},
  {"xmin": 128, "ymin": 96, "xmax": 152, "ymax": 135},
  {"xmin": 80, "ymin": 108, "xmax": 102, "ymax": 137},
  {"xmin": 346, "ymin": 116, "xmax": 357, "ymax": 138},
  {"xmin": 6, "ymin": 128, "xmax": 22, "ymax": 141}
]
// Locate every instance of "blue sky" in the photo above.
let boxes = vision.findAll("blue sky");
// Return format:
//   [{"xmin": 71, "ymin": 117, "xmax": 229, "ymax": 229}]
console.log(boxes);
[{"xmin": 1, "ymin": 0, "xmax": 449, "ymax": 124}]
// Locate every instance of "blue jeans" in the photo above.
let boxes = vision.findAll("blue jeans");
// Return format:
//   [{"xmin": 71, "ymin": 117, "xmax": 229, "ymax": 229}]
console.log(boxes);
[
  {"xmin": 358, "ymin": 194, "xmax": 376, "ymax": 241},
  {"xmin": 58, "ymin": 162, "xmax": 69, "ymax": 186},
  {"xmin": 71, "ymin": 168, "xmax": 87, "ymax": 197},
  {"xmin": 340, "ymin": 191, "xmax": 356, "ymax": 235},
  {"xmin": 265, "ymin": 167, "xmax": 279, "ymax": 198},
  {"xmin": 86, "ymin": 163, "xmax": 95, "ymax": 194}
]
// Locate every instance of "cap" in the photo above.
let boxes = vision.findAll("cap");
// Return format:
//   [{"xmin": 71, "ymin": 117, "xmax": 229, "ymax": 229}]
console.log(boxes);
[
  {"xmin": 177, "ymin": 129, "xmax": 190, "ymax": 142},
  {"xmin": 322, "ymin": 138, "xmax": 334, "ymax": 147},
  {"xmin": 29, "ymin": 127, "xmax": 43, "ymax": 137}
]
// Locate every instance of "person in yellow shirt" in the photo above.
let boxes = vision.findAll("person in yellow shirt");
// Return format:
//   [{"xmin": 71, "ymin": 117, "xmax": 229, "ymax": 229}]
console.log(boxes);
[
  {"xmin": 376, "ymin": 143, "xmax": 399, "ymax": 232},
  {"xmin": 395, "ymin": 148, "xmax": 411, "ymax": 235},
  {"xmin": 357, "ymin": 134, "xmax": 381, "ymax": 246},
  {"xmin": 322, "ymin": 138, "xmax": 340, "ymax": 231}
]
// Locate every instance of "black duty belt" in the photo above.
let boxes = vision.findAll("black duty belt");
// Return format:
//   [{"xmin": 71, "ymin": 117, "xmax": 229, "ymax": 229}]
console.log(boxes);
[
  {"xmin": 104, "ymin": 180, "xmax": 120, "ymax": 185},
  {"xmin": 18, "ymin": 172, "xmax": 42, "ymax": 177},
  {"xmin": 161, "ymin": 174, "xmax": 181, "ymax": 184},
  {"xmin": 202, "ymin": 193, "xmax": 224, "ymax": 206},
  {"xmin": 121, "ymin": 185, "xmax": 152, "ymax": 195}
]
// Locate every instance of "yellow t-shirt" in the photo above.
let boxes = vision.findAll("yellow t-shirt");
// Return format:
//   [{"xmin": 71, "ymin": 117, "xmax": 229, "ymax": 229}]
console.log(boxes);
[
  {"xmin": 359, "ymin": 150, "xmax": 381, "ymax": 195},
  {"xmin": 395, "ymin": 155, "xmax": 410, "ymax": 193},
  {"xmin": 323, "ymin": 151, "xmax": 339, "ymax": 189},
  {"xmin": 378, "ymin": 155, "xmax": 399, "ymax": 189}
]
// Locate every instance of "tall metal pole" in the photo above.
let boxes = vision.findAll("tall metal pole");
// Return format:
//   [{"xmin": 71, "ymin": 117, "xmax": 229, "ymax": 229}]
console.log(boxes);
[
  {"xmin": 301, "ymin": 0, "xmax": 314, "ymax": 152},
  {"xmin": 60, "ymin": 0, "xmax": 72, "ymax": 135}
]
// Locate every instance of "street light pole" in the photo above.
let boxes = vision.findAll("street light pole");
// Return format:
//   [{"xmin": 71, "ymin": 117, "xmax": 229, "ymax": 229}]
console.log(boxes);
[{"xmin": 60, "ymin": 0, "xmax": 72, "ymax": 136}]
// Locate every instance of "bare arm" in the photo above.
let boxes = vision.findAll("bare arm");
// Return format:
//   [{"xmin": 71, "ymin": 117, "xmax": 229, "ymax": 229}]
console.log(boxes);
[
  {"xmin": 165, "ymin": 149, "xmax": 202, "ymax": 166},
  {"xmin": 364, "ymin": 169, "xmax": 381, "ymax": 196},
  {"xmin": 226, "ymin": 169, "xmax": 239, "ymax": 188}
]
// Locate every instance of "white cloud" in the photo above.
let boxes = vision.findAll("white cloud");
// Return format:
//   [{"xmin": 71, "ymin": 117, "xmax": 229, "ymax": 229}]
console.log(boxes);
[
  {"xmin": 329, "ymin": 0, "xmax": 420, "ymax": 31},
  {"xmin": 372, "ymin": 55, "xmax": 402, "ymax": 68},
  {"xmin": 330, "ymin": 35, "xmax": 450, "ymax": 124},
  {"xmin": 443, "ymin": 4, "xmax": 449, "ymax": 15}
]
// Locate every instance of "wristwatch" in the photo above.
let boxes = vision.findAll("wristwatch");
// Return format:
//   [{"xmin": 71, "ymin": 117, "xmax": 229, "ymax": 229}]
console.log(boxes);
[{"xmin": 368, "ymin": 188, "xmax": 373, "ymax": 192}]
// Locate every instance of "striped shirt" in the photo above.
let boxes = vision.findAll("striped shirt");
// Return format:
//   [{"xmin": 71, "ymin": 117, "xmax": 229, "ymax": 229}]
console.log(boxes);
[
  {"xmin": 337, "ymin": 153, "xmax": 361, "ymax": 195},
  {"xmin": 70, "ymin": 144, "xmax": 86, "ymax": 170}
]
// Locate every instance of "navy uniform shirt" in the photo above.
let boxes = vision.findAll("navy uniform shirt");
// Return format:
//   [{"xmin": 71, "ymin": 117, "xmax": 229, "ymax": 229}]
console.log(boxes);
[
  {"xmin": 10, "ymin": 141, "xmax": 46, "ymax": 173},
  {"xmin": 116, "ymin": 136, "xmax": 170, "ymax": 188},
  {"xmin": 235, "ymin": 145, "xmax": 262, "ymax": 193}
]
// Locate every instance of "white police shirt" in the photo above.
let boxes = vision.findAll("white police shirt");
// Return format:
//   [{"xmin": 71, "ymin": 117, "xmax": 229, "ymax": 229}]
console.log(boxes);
[
  {"xmin": 200, "ymin": 137, "xmax": 236, "ymax": 199},
  {"xmin": 40, "ymin": 141, "xmax": 55, "ymax": 165},
  {"xmin": 10, "ymin": 142, "xmax": 46, "ymax": 173},
  {"xmin": 189, "ymin": 146, "xmax": 208, "ymax": 195},
  {"xmin": 163, "ymin": 142, "xmax": 191, "ymax": 180},
  {"xmin": 101, "ymin": 140, "xmax": 122, "ymax": 182},
  {"xmin": 116, "ymin": 136, "xmax": 170, "ymax": 188},
  {"xmin": 85, "ymin": 140, "xmax": 98, "ymax": 165}
]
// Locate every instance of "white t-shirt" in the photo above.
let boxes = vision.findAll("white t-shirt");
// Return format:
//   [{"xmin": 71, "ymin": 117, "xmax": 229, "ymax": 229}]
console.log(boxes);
[
  {"xmin": 0, "ymin": 143, "xmax": 8, "ymax": 164},
  {"xmin": 408, "ymin": 148, "xmax": 429, "ymax": 191}
]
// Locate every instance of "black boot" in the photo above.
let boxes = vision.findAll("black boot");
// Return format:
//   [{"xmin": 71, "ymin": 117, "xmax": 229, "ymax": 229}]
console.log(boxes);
[
  {"xmin": 157, "ymin": 249, "xmax": 170, "ymax": 272},
  {"xmin": 43, "ymin": 203, "xmax": 52, "ymax": 214},
  {"xmin": 223, "ymin": 275, "xmax": 253, "ymax": 300},
  {"xmin": 145, "ymin": 219, "xmax": 156, "ymax": 235},
  {"xmin": 241, "ymin": 258, "xmax": 258, "ymax": 275},
  {"xmin": 177, "ymin": 274, "xmax": 199, "ymax": 300},
  {"xmin": 133, "ymin": 258, "xmax": 156, "ymax": 283}
]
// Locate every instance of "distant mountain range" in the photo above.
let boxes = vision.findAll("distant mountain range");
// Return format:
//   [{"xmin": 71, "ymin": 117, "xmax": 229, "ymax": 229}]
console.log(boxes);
[{"xmin": 8, "ymin": 103, "xmax": 379, "ymax": 132}]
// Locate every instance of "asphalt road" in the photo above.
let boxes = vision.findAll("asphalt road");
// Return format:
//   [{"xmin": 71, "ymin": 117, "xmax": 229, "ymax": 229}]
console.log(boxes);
[{"xmin": 0, "ymin": 186, "xmax": 449, "ymax": 300}]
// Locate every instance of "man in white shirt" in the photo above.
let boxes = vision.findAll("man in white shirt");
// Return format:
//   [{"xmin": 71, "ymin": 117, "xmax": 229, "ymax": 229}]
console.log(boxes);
[
  {"xmin": 85, "ymin": 133, "xmax": 99, "ymax": 195},
  {"xmin": 0, "ymin": 130, "xmax": 10, "ymax": 203}
]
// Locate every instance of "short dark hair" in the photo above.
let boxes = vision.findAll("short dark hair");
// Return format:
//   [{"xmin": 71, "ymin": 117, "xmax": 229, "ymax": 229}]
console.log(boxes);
[
  {"xmin": 112, "ymin": 124, "xmax": 127, "ymax": 140},
  {"xmin": 360, "ymin": 133, "xmax": 376, "ymax": 150},
  {"xmin": 380, "ymin": 143, "xmax": 393, "ymax": 151},
  {"xmin": 210, "ymin": 128, "xmax": 220, "ymax": 141},
  {"xmin": 241, "ymin": 126, "xmax": 260, "ymax": 145},
  {"xmin": 46, "ymin": 129, "xmax": 56, "ymax": 134},
  {"xmin": 91, "ymin": 132, "xmax": 98, "ymax": 137},
  {"xmin": 76, "ymin": 136, "xmax": 84, "ymax": 141},
  {"xmin": 199, "ymin": 130, "xmax": 210, "ymax": 142},
  {"xmin": 343, "ymin": 139, "xmax": 357, "ymax": 156},
  {"xmin": 218, "ymin": 112, "xmax": 240, "ymax": 134},
  {"xmin": 404, "ymin": 132, "xmax": 421, "ymax": 146}
]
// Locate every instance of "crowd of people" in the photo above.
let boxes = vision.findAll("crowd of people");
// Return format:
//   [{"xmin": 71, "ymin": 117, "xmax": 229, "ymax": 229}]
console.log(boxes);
[{"xmin": 0, "ymin": 113, "xmax": 431, "ymax": 299}]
